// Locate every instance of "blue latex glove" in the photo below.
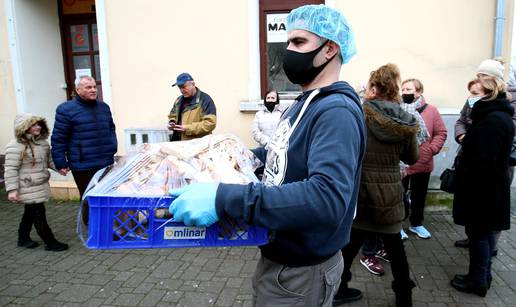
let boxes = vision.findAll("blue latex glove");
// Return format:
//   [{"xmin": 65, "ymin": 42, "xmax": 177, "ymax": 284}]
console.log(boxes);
[{"xmin": 169, "ymin": 183, "xmax": 219, "ymax": 227}]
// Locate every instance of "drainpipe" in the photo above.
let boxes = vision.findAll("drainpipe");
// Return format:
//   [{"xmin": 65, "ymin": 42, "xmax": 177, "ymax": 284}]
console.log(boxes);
[
  {"xmin": 494, "ymin": 0, "xmax": 506, "ymax": 57},
  {"xmin": 4, "ymin": 0, "xmax": 26, "ymax": 113}
]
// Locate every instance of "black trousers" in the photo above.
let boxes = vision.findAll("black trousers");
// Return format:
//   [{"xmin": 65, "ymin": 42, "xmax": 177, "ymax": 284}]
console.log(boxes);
[
  {"xmin": 402, "ymin": 172, "xmax": 431, "ymax": 227},
  {"xmin": 72, "ymin": 168, "xmax": 101, "ymax": 225},
  {"xmin": 465, "ymin": 226, "xmax": 495, "ymax": 287},
  {"xmin": 18, "ymin": 203, "xmax": 56, "ymax": 244},
  {"xmin": 341, "ymin": 228, "xmax": 411, "ymax": 286}
]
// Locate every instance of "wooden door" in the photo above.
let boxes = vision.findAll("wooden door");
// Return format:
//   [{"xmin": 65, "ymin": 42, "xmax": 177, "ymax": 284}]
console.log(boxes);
[{"xmin": 59, "ymin": 1, "xmax": 101, "ymax": 100}]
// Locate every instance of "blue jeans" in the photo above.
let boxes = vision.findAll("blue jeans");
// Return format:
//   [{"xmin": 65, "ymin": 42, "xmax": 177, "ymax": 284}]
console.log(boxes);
[{"xmin": 465, "ymin": 226, "xmax": 495, "ymax": 287}]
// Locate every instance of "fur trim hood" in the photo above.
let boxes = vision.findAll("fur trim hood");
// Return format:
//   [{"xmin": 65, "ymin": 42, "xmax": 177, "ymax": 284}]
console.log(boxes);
[
  {"xmin": 363, "ymin": 100, "xmax": 419, "ymax": 143},
  {"xmin": 14, "ymin": 113, "xmax": 50, "ymax": 143}
]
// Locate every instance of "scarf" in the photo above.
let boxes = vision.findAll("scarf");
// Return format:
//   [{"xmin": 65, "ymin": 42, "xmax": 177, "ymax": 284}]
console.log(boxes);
[{"xmin": 401, "ymin": 96, "xmax": 430, "ymax": 145}]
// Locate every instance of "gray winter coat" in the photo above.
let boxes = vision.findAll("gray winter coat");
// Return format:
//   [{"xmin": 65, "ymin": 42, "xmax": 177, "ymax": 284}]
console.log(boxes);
[{"xmin": 4, "ymin": 114, "xmax": 55, "ymax": 204}]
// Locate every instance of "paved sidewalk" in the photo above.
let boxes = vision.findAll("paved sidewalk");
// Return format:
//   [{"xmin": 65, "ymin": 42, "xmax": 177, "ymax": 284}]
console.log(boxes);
[{"xmin": 0, "ymin": 194, "xmax": 514, "ymax": 306}]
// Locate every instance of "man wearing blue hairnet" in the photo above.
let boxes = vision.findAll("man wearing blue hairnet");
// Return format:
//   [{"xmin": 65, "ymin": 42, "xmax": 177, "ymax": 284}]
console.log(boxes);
[{"xmin": 169, "ymin": 5, "xmax": 365, "ymax": 306}]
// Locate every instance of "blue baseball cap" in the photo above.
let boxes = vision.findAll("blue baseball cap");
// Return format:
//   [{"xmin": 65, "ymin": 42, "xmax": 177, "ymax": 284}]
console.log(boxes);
[{"xmin": 172, "ymin": 73, "xmax": 194, "ymax": 87}]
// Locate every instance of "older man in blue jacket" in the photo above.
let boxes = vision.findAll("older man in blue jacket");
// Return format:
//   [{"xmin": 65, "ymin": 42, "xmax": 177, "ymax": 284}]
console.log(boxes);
[{"xmin": 51, "ymin": 76, "xmax": 117, "ymax": 224}]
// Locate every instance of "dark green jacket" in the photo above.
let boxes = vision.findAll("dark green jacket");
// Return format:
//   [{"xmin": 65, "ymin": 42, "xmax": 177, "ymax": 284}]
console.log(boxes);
[{"xmin": 354, "ymin": 100, "xmax": 419, "ymax": 233}]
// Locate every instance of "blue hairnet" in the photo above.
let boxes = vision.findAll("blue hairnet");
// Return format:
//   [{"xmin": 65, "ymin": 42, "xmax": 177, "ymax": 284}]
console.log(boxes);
[{"xmin": 286, "ymin": 4, "xmax": 357, "ymax": 64}]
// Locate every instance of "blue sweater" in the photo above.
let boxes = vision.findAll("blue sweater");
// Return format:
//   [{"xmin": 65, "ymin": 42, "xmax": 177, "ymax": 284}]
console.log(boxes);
[
  {"xmin": 51, "ymin": 96, "xmax": 117, "ymax": 171},
  {"xmin": 216, "ymin": 81, "xmax": 366, "ymax": 266}
]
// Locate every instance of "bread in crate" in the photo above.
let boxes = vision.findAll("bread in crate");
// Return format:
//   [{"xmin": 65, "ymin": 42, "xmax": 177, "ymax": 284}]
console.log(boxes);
[{"xmin": 82, "ymin": 134, "xmax": 267, "ymax": 249}]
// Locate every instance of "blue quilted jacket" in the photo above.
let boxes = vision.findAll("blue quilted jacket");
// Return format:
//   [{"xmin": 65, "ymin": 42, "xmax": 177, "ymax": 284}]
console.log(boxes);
[{"xmin": 51, "ymin": 96, "xmax": 117, "ymax": 171}]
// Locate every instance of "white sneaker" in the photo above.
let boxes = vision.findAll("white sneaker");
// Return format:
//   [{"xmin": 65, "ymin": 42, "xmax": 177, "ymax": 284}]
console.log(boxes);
[
  {"xmin": 400, "ymin": 229, "xmax": 408, "ymax": 240},
  {"xmin": 409, "ymin": 225, "xmax": 432, "ymax": 239}
]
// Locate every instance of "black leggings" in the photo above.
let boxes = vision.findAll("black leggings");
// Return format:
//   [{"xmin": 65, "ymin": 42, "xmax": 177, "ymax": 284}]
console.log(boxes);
[
  {"xmin": 402, "ymin": 172, "xmax": 431, "ymax": 227},
  {"xmin": 18, "ymin": 203, "xmax": 56, "ymax": 244},
  {"xmin": 342, "ymin": 228, "xmax": 411, "ymax": 285}
]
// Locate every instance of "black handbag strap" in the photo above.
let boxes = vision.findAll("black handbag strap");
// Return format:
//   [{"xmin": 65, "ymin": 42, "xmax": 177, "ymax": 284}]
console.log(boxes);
[{"xmin": 416, "ymin": 103, "xmax": 428, "ymax": 113}]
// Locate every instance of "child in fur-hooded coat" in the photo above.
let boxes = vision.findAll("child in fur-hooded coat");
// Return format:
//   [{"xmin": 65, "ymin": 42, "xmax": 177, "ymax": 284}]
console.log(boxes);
[{"xmin": 4, "ymin": 114, "xmax": 68, "ymax": 251}]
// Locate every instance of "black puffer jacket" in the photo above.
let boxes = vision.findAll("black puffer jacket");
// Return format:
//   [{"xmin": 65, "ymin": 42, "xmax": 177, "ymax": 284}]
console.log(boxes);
[
  {"xmin": 453, "ymin": 93, "xmax": 514, "ymax": 231},
  {"xmin": 354, "ymin": 100, "xmax": 419, "ymax": 233}
]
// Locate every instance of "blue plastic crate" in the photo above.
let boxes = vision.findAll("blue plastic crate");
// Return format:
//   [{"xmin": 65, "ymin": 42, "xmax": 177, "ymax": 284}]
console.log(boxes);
[{"xmin": 85, "ymin": 195, "xmax": 269, "ymax": 249}]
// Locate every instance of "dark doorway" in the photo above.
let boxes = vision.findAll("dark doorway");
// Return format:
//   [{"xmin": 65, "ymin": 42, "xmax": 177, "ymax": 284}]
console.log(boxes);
[{"xmin": 58, "ymin": 0, "xmax": 102, "ymax": 100}]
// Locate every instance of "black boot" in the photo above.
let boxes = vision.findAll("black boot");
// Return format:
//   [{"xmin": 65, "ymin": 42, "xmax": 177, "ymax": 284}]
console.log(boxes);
[
  {"xmin": 18, "ymin": 205, "xmax": 37, "ymax": 248},
  {"xmin": 45, "ymin": 240, "xmax": 68, "ymax": 252},
  {"xmin": 392, "ymin": 280, "xmax": 416, "ymax": 307},
  {"xmin": 32, "ymin": 203, "xmax": 65, "ymax": 251},
  {"xmin": 17, "ymin": 239, "xmax": 39, "ymax": 248},
  {"xmin": 455, "ymin": 238, "xmax": 469, "ymax": 248},
  {"xmin": 454, "ymin": 274, "xmax": 492, "ymax": 289},
  {"xmin": 30, "ymin": 206, "xmax": 67, "ymax": 251},
  {"xmin": 450, "ymin": 275, "xmax": 487, "ymax": 297},
  {"xmin": 333, "ymin": 283, "xmax": 363, "ymax": 305}
]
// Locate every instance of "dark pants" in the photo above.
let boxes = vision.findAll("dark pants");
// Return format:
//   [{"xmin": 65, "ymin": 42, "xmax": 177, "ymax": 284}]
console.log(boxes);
[
  {"xmin": 341, "ymin": 228, "xmax": 411, "ymax": 286},
  {"xmin": 465, "ymin": 226, "xmax": 495, "ymax": 287},
  {"xmin": 18, "ymin": 203, "xmax": 56, "ymax": 244},
  {"xmin": 72, "ymin": 168, "xmax": 101, "ymax": 225},
  {"xmin": 362, "ymin": 233, "xmax": 381, "ymax": 257},
  {"xmin": 402, "ymin": 172, "xmax": 431, "ymax": 227}
]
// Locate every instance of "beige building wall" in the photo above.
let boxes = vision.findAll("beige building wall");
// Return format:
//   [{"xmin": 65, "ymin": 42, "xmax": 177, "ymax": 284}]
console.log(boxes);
[
  {"xmin": 104, "ymin": 0, "xmax": 254, "ymax": 152},
  {"xmin": 12, "ymin": 0, "xmax": 66, "ymax": 122},
  {"xmin": 0, "ymin": 0, "xmax": 514, "ymax": 154},
  {"xmin": 338, "ymin": 0, "xmax": 514, "ymax": 111},
  {"xmin": 0, "ymin": 4, "xmax": 17, "ymax": 150},
  {"xmin": 104, "ymin": 0, "xmax": 515, "ymax": 153},
  {"xmin": 0, "ymin": 0, "xmax": 66, "ymax": 153}
]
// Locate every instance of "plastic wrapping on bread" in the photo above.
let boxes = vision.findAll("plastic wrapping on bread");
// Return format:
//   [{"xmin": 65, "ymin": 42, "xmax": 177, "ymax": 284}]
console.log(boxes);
[{"xmin": 90, "ymin": 134, "xmax": 262, "ymax": 196}]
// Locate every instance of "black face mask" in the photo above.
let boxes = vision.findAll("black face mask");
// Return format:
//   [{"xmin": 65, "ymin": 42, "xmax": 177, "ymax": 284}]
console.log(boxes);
[
  {"xmin": 282, "ymin": 40, "xmax": 335, "ymax": 85},
  {"xmin": 402, "ymin": 94, "xmax": 415, "ymax": 104},
  {"xmin": 264, "ymin": 101, "xmax": 277, "ymax": 112}
]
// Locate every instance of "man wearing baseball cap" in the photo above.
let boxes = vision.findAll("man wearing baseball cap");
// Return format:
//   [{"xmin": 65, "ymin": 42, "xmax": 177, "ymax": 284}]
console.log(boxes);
[
  {"xmin": 168, "ymin": 4, "xmax": 366, "ymax": 306},
  {"xmin": 168, "ymin": 73, "xmax": 216, "ymax": 141}
]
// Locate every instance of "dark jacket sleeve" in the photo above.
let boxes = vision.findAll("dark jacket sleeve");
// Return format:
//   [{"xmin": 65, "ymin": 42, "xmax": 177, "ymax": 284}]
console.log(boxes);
[
  {"xmin": 108, "ymin": 106, "xmax": 118, "ymax": 154},
  {"xmin": 400, "ymin": 134, "xmax": 419, "ymax": 165},
  {"xmin": 454, "ymin": 102, "xmax": 469, "ymax": 143},
  {"xmin": 168, "ymin": 98, "xmax": 180, "ymax": 123},
  {"xmin": 215, "ymin": 105, "xmax": 363, "ymax": 231},
  {"xmin": 511, "ymin": 98, "xmax": 516, "ymax": 128},
  {"xmin": 251, "ymin": 147, "xmax": 267, "ymax": 163},
  {"xmin": 51, "ymin": 104, "xmax": 70, "ymax": 170}
]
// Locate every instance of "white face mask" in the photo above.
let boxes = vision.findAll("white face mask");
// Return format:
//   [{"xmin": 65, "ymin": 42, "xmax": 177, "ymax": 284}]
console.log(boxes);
[{"xmin": 467, "ymin": 96, "xmax": 484, "ymax": 108}]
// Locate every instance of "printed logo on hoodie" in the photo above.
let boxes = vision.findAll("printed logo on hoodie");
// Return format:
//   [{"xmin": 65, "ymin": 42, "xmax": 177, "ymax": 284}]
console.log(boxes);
[{"xmin": 263, "ymin": 117, "xmax": 291, "ymax": 186}]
